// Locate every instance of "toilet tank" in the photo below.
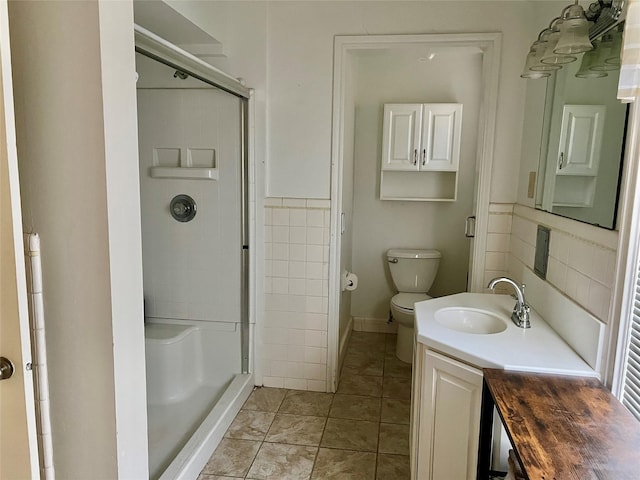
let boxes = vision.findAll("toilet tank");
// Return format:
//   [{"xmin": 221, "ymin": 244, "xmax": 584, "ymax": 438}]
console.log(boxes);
[{"xmin": 387, "ymin": 248, "xmax": 441, "ymax": 293}]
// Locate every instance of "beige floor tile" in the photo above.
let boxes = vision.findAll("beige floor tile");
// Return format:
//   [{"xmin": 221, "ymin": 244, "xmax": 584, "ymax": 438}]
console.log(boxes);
[
  {"xmin": 380, "ymin": 398, "xmax": 410, "ymax": 425},
  {"xmin": 246, "ymin": 442, "xmax": 317, "ymax": 480},
  {"xmin": 376, "ymin": 453, "xmax": 410, "ymax": 479},
  {"xmin": 378, "ymin": 423, "xmax": 409, "ymax": 455},
  {"xmin": 342, "ymin": 351, "xmax": 384, "ymax": 376},
  {"xmin": 347, "ymin": 342, "xmax": 386, "ymax": 357},
  {"xmin": 279, "ymin": 390, "xmax": 334, "ymax": 416},
  {"xmin": 311, "ymin": 448, "xmax": 376, "ymax": 479},
  {"xmin": 337, "ymin": 373, "xmax": 383, "ymax": 397},
  {"xmin": 265, "ymin": 413, "xmax": 326, "ymax": 446},
  {"xmin": 382, "ymin": 376, "xmax": 411, "ymax": 400},
  {"xmin": 198, "ymin": 475, "xmax": 241, "ymax": 480},
  {"xmin": 329, "ymin": 394, "xmax": 381, "ymax": 422},
  {"xmin": 384, "ymin": 335, "xmax": 397, "ymax": 353},
  {"xmin": 224, "ymin": 410, "xmax": 276, "ymax": 441},
  {"xmin": 201, "ymin": 438, "xmax": 261, "ymax": 477},
  {"xmin": 349, "ymin": 332, "xmax": 388, "ymax": 345},
  {"xmin": 242, "ymin": 387, "xmax": 287, "ymax": 412},
  {"xmin": 383, "ymin": 353, "xmax": 412, "ymax": 378},
  {"xmin": 320, "ymin": 417, "xmax": 379, "ymax": 452}
]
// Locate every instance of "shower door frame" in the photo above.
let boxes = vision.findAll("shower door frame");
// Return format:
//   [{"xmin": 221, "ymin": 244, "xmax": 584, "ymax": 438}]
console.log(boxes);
[{"xmin": 134, "ymin": 24, "xmax": 253, "ymax": 373}]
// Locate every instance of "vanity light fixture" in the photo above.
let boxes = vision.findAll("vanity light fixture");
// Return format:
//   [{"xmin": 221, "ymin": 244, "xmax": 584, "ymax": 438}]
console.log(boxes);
[
  {"xmin": 520, "ymin": 0, "xmax": 625, "ymax": 79},
  {"xmin": 541, "ymin": 18, "xmax": 578, "ymax": 65},
  {"xmin": 520, "ymin": 30, "xmax": 561, "ymax": 78},
  {"xmin": 554, "ymin": 1, "xmax": 594, "ymax": 54},
  {"xmin": 575, "ymin": 42, "xmax": 609, "ymax": 77},
  {"xmin": 605, "ymin": 25, "xmax": 623, "ymax": 65},
  {"xmin": 530, "ymin": 31, "xmax": 562, "ymax": 71},
  {"xmin": 521, "ymin": 46, "xmax": 552, "ymax": 79},
  {"xmin": 590, "ymin": 33, "xmax": 620, "ymax": 71}
]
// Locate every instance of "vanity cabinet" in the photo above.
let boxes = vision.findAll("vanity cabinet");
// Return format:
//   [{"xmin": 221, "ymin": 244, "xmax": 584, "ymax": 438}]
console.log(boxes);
[
  {"xmin": 380, "ymin": 103, "xmax": 462, "ymax": 201},
  {"xmin": 411, "ymin": 344, "xmax": 483, "ymax": 480}
]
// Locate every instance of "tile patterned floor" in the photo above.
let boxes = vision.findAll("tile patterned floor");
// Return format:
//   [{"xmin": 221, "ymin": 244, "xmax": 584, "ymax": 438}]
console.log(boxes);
[{"xmin": 199, "ymin": 332, "xmax": 411, "ymax": 479}]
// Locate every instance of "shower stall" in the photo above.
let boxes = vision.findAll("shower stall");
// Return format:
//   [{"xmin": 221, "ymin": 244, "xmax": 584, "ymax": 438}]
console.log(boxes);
[{"xmin": 134, "ymin": 27, "xmax": 253, "ymax": 480}]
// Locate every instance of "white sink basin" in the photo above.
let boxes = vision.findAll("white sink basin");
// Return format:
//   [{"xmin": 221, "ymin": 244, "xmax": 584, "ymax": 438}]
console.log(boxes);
[{"xmin": 434, "ymin": 307, "xmax": 508, "ymax": 335}]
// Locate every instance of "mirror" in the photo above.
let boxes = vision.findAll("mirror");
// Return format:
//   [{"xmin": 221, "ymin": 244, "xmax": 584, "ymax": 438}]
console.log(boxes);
[{"xmin": 534, "ymin": 25, "xmax": 627, "ymax": 230}]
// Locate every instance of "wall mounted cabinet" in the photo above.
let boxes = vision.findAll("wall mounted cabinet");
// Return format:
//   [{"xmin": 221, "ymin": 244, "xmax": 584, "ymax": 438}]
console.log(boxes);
[
  {"xmin": 380, "ymin": 103, "xmax": 462, "ymax": 201},
  {"xmin": 550, "ymin": 104, "xmax": 605, "ymax": 208}
]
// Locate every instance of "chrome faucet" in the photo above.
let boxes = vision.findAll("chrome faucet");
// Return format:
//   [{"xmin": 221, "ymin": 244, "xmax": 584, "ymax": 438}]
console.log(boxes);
[{"xmin": 487, "ymin": 277, "xmax": 531, "ymax": 329}]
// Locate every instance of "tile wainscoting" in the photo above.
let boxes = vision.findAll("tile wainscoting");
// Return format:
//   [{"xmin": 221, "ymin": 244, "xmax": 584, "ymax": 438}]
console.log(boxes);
[
  {"xmin": 261, "ymin": 199, "xmax": 616, "ymax": 389},
  {"xmin": 263, "ymin": 198, "xmax": 331, "ymax": 391},
  {"xmin": 508, "ymin": 204, "xmax": 617, "ymax": 324},
  {"xmin": 484, "ymin": 203, "xmax": 513, "ymax": 291}
]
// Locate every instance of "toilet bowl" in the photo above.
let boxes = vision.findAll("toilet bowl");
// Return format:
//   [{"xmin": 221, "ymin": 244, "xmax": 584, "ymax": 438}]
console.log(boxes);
[
  {"xmin": 386, "ymin": 249, "xmax": 441, "ymax": 363},
  {"xmin": 390, "ymin": 293, "xmax": 431, "ymax": 363}
]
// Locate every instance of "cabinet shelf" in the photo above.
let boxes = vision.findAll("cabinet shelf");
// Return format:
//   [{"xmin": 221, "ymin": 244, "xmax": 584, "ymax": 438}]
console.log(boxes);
[
  {"xmin": 552, "ymin": 175, "xmax": 596, "ymax": 207},
  {"xmin": 380, "ymin": 170, "xmax": 457, "ymax": 201}
]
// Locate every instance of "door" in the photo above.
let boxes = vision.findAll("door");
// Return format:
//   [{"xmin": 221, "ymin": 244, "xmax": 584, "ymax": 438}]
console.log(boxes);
[
  {"xmin": 0, "ymin": 0, "xmax": 39, "ymax": 475},
  {"xmin": 381, "ymin": 103, "xmax": 422, "ymax": 170},
  {"xmin": 422, "ymin": 104, "xmax": 463, "ymax": 171}
]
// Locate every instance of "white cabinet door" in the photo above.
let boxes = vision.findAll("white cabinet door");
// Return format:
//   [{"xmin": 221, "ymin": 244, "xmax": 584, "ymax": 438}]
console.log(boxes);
[
  {"xmin": 381, "ymin": 104, "xmax": 422, "ymax": 171},
  {"xmin": 556, "ymin": 104, "xmax": 605, "ymax": 176},
  {"xmin": 421, "ymin": 104, "xmax": 463, "ymax": 171},
  {"xmin": 414, "ymin": 348, "xmax": 483, "ymax": 480}
]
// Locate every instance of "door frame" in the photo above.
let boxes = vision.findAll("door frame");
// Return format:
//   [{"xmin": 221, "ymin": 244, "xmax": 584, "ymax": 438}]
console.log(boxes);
[
  {"xmin": 0, "ymin": 0, "xmax": 39, "ymax": 475},
  {"xmin": 327, "ymin": 33, "xmax": 502, "ymax": 391}
]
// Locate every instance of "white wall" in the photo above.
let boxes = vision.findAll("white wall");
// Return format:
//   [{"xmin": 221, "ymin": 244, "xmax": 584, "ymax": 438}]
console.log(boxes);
[
  {"xmin": 8, "ymin": 1, "xmax": 148, "ymax": 477},
  {"xmin": 349, "ymin": 47, "xmax": 482, "ymax": 321},
  {"xmin": 266, "ymin": 1, "xmax": 543, "ymax": 200},
  {"xmin": 170, "ymin": 1, "xmax": 553, "ymax": 201}
]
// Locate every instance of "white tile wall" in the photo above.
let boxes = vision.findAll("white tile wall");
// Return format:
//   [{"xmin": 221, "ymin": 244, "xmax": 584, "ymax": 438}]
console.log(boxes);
[
  {"xmin": 507, "ymin": 205, "xmax": 616, "ymax": 323},
  {"xmin": 483, "ymin": 204, "xmax": 513, "ymax": 290},
  {"xmin": 263, "ymin": 197, "xmax": 331, "ymax": 391}
]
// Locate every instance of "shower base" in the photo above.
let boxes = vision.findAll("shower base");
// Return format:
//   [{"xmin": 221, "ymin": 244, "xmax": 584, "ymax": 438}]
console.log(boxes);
[{"xmin": 145, "ymin": 321, "xmax": 252, "ymax": 480}]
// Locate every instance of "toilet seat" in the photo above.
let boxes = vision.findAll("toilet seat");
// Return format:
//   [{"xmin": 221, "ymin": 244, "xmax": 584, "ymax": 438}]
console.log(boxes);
[{"xmin": 391, "ymin": 293, "xmax": 431, "ymax": 313}]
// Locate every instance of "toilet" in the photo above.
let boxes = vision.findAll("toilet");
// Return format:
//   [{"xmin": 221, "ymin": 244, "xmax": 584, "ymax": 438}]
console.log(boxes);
[{"xmin": 387, "ymin": 248, "xmax": 441, "ymax": 363}]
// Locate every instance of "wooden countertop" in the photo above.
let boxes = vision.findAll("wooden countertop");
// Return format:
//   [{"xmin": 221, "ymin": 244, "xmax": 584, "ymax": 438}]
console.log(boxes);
[{"xmin": 483, "ymin": 369, "xmax": 640, "ymax": 480}]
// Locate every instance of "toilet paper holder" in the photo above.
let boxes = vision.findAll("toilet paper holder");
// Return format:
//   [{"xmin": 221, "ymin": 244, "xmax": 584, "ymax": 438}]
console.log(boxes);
[{"xmin": 341, "ymin": 271, "xmax": 358, "ymax": 291}]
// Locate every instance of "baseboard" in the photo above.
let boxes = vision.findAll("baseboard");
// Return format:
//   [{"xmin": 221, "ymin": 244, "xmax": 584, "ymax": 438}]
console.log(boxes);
[
  {"xmin": 338, "ymin": 316, "xmax": 353, "ymax": 373},
  {"xmin": 353, "ymin": 316, "xmax": 398, "ymax": 333}
]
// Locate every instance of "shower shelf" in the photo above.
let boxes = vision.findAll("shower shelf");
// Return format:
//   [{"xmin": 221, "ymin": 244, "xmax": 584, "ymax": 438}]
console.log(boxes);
[{"xmin": 150, "ymin": 167, "xmax": 218, "ymax": 180}]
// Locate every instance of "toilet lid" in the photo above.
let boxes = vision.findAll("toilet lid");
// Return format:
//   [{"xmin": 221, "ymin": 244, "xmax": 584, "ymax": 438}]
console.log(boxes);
[{"xmin": 391, "ymin": 293, "xmax": 431, "ymax": 312}]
